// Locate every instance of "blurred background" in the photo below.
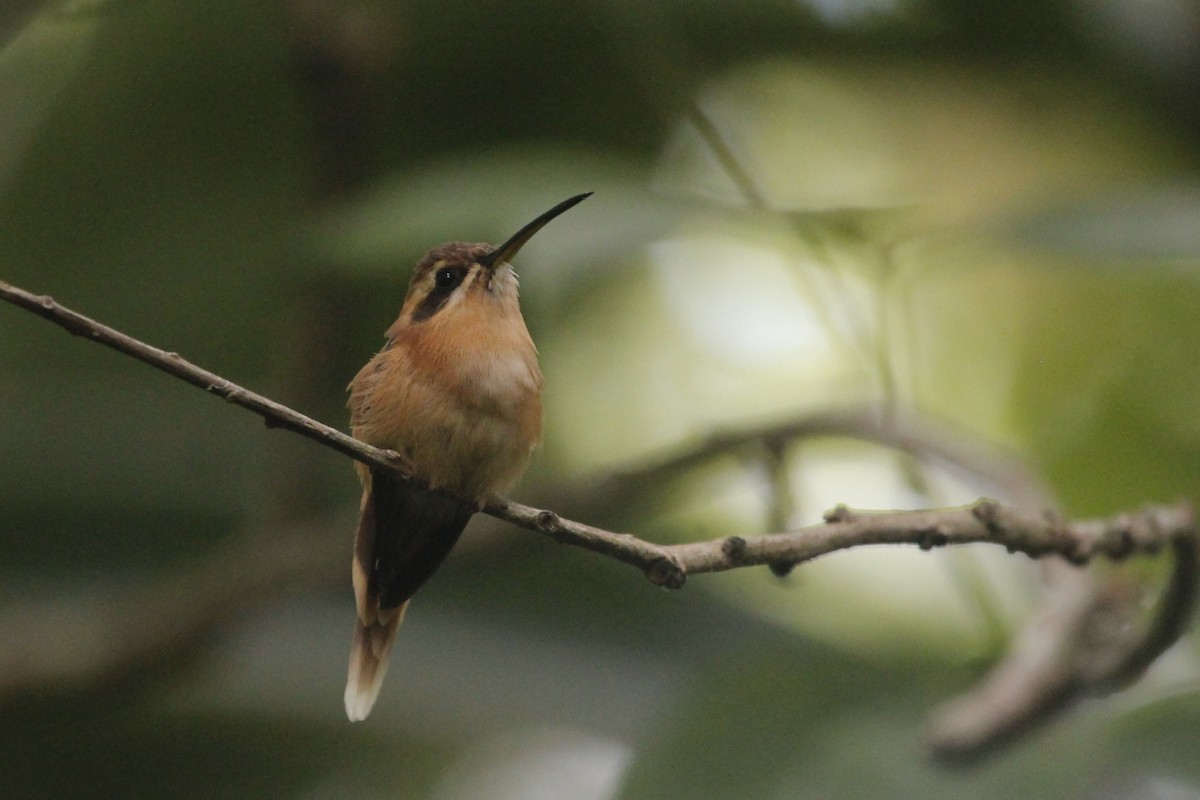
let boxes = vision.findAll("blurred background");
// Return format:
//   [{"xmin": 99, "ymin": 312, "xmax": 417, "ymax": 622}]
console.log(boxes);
[{"xmin": 2, "ymin": 0, "xmax": 1200, "ymax": 797}]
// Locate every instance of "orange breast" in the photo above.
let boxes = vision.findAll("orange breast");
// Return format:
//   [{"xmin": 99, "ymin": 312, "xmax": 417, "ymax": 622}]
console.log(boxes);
[{"xmin": 349, "ymin": 304, "xmax": 542, "ymax": 503}]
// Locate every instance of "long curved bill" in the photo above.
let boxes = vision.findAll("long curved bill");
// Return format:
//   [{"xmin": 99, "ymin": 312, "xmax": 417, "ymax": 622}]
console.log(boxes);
[{"xmin": 479, "ymin": 192, "xmax": 592, "ymax": 270}]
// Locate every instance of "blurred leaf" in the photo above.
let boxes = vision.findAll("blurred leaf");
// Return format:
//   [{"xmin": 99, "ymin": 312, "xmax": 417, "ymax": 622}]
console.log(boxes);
[
  {"xmin": 541, "ymin": 215, "xmax": 877, "ymax": 474},
  {"xmin": 659, "ymin": 60, "xmax": 1185, "ymax": 223},
  {"xmin": 0, "ymin": 4, "xmax": 103, "ymax": 194},
  {"xmin": 310, "ymin": 146, "xmax": 678, "ymax": 299},
  {"xmin": 3, "ymin": 1, "xmax": 1200, "ymax": 798}
]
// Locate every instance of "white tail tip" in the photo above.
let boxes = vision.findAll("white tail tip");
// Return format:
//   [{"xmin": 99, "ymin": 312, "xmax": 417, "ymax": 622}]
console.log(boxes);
[{"xmin": 344, "ymin": 604, "xmax": 405, "ymax": 721}]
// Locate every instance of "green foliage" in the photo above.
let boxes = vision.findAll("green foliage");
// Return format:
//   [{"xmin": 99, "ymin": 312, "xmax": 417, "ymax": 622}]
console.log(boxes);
[{"xmin": 2, "ymin": 1, "xmax": 1199, "ymax": 798}]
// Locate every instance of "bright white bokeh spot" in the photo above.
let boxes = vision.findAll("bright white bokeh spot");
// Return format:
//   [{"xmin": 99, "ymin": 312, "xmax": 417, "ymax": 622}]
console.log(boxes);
[{"xmin": 649, "ymin": 235, "xmax": 836, "ymax": 365}]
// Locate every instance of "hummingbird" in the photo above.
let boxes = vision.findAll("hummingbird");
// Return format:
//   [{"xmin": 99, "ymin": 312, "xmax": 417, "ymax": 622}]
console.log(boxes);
[{"xmin": 343, "ymin": 192, "xmax": 591, "ymax": 721}]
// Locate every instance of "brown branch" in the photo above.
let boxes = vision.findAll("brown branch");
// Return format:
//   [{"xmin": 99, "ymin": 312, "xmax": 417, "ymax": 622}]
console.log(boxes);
[
  {"xmin": 596, "ymin": 391, "xmax": 1174, "ymax": 763},
  {"xmin": 2, "ymin": 275, "xmax": 1195, "ymax": 586},
  {"xmin": 2, "ymin": 277, "xmax": 1197, "ymax": 764},
  {"xmin": 0, "ymin": 277, "xmax": 690, "ymax": 584},
  {"xmin": 663, "ymin": 109, "xmax": 1198, "ymax": 763},
  {"xmin": 0, "ymin": 278, "xmax": 408, "ymax": 476},
  {"xmin": 505, "ymin": 498, "xmax": 1192, "ymax": 590},
  {"xmin": 1101, "ymin": 533, "xmax": 1199, "ymax": 686}
]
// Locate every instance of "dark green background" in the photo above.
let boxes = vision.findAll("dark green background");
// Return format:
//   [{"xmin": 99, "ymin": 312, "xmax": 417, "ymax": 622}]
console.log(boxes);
[{"xmin": 2, "ymin": 1, "xmax": 1199, "ymax": 797}]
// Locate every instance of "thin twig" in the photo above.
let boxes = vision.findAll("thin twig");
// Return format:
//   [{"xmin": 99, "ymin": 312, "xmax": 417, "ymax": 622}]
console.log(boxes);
[
  {"xmin": 1101, "ymin": 534, "xmax": 1199, "ymax": 685},
  {"xmin": 0, "ymin": 278, "xmax": 409, "ymax": 475},
  {"xmin": 498, "ymin": 496, "xmax": 1197, "ymax": 598},
  {"xmin": 686, "ymin": 106, "xmax": 767, "ymax": 207},
  {"xmin": 608, "ymin": 406, "xmax": 1056, "ymax": 510}
]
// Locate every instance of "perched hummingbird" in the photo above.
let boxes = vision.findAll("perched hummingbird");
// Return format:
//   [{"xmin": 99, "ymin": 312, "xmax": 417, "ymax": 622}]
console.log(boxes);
[{"xmin": 343, "ymin": 192, "xmax": 590, "ymax": 720}]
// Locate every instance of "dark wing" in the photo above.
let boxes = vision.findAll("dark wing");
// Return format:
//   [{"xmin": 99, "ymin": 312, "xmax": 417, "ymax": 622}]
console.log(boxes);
[{"xmin": 363, "ymin": 468, "xmax": 476, "ymax": 610}]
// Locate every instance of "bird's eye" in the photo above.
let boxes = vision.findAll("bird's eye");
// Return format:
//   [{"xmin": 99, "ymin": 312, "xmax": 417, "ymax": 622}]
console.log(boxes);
[{"xmin": 435, "ymin": 267, "xmax": 464, "ymax": 291}]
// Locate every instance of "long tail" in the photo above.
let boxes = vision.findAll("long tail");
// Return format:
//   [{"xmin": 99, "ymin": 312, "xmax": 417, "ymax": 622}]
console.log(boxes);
[
  {"xmin": 344, "ymin": 466, "xmax": 474, "ymax": 721},
  {"xmin": 345, "ymin": 601, "xmax": 407, "ymax": 721}
]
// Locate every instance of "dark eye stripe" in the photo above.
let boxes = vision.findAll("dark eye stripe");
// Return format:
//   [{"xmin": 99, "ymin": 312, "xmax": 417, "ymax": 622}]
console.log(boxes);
[{"xmin": 410, "ymin": 265, "xmax": 467, "ymax": 322}]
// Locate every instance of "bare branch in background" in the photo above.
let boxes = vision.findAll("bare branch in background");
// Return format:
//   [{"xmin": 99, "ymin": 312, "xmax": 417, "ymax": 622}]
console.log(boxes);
[
  {"xmin": 606, "ymin": 405, "xmax": 1057, "ymax": 509},
  {"xmin": 927, "ymin": 533, "xmax": 1198, "ymax": 763},
  {"xmin": 0, "ymin": 513, "xmax": 345, "ymax": 696}
]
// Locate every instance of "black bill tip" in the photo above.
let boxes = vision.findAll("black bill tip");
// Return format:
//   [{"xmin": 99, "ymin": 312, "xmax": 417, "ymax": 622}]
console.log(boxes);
[{"xmin": 479, "ymin": 192, "xmax": 592, "ymax": 270}]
